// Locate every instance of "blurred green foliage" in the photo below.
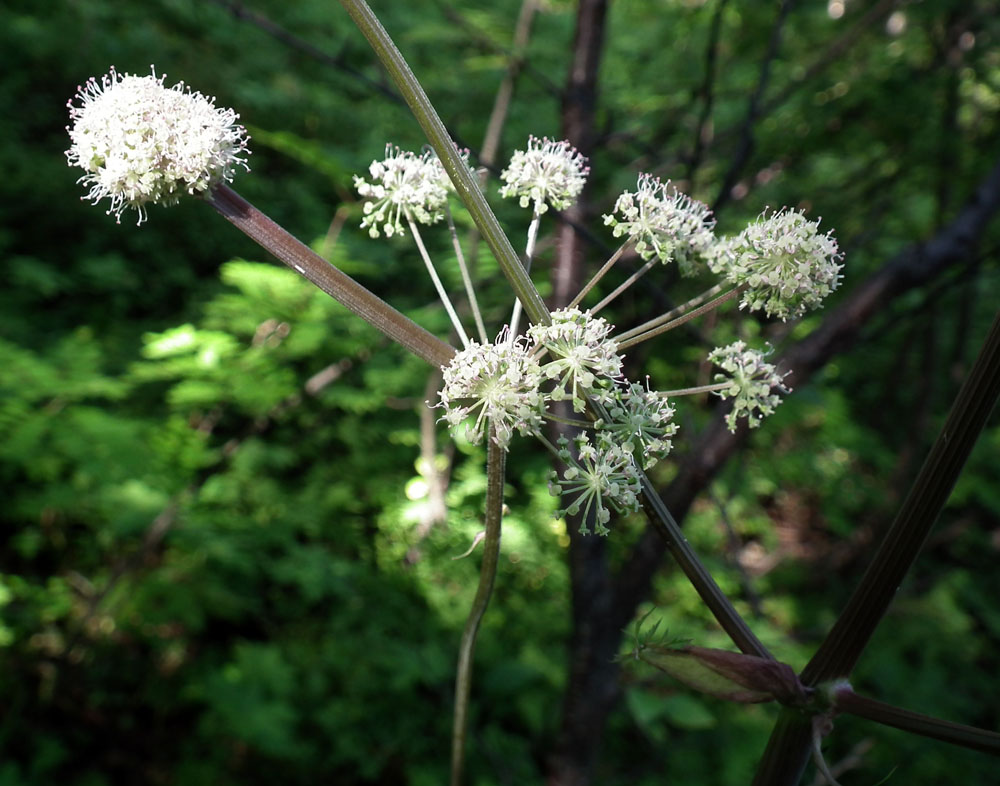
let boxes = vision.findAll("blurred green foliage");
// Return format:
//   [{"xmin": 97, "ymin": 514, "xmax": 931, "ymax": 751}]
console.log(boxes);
[{"xmin": 1, "ymin": 0, "xmax": 999, "ymax": 784}]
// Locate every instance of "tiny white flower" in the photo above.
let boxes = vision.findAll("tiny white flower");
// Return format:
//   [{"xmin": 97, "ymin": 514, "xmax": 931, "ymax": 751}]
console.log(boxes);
[
  {"xmin": 66, "ymin": 66, "xmax": 250, "ymax": 225},
  {"xmin": 353, "ymin": 145, "xmax": 451, "ymax": 239},
  {"xmin": 599, "ymin": 381, "xmax": 678, "ymax": 469},
  {"xmin": 529, "ymin": 308, "xmax": 624, "ymax": 413},
  {"xmin": 708, "ymin": 341, "xmax": 789, "ymax": 432},
  {"xmin": 603, "ymin": 174, "xmax": 716, "ymax": 276},
  {"xmin": 500, "ymin": 136, "xmax": 589, "ymax": 214},
  {"xmin": 437, "ymin": 329, "xmax": 544, "ymax": 449},
  {"xmin": 725, "ymin": 208, "xmax": 843, "ymax": 320},
  {"xmin": 549, "ymin": 432, "xmax": 641, "ymax": 536}
]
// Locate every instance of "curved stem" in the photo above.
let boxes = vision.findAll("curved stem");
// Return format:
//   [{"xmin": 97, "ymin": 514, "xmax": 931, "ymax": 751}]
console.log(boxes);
[
  {"xmin": 509, "ymin": 210, "xmax": 542, "ymax": 336},
  {"xmin": 339, "ymin": 0, "xmax": 551, "ymax": 328},
  {"xmin": 450, "ymin": 427, "xmax": 506, "ymax": 786},
  {"xmin": 407, "ymin": 213, "xmax": 471, "ymax": 349},
  {"xmin": 208, "ymin": 185, "xmax": 455, "ymax": 368}
]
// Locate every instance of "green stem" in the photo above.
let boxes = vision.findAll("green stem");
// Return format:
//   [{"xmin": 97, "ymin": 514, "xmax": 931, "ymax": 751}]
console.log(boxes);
[
  {"xmin": 339, "ymin": 0, "xmax": 551, "ymax": 328},
  {"xmin": 446, "ymin": 207, "xmax": 489, "ymax": 344},
  {"xmin": 591, "ymin": 257, "xmax": 657, "ymax": 314},
  {"xmin": 407, "ymin": 213, "xmax": 471, "ymax": 349},
  {"xmin": 208, "ymin": 185, "xmax": 455, "ymax": 368},
  {"xmin": 833, "ymin": 688, "xmax": 1000, "ymax": 756},
  {"xmin": 616, "ymin": 285, "xmax": 739, "ymax": 350},
  {"xmin": 637, "ymin": 466, "xmax": 772, "ymax": 659},
  {"xmin": 568, "ymin": 241, "xmax": 631, "ymax": 310},
  {"xmin": 450, "ymin": 427, "xmax": 506, "ymax": 786},
  {"xmin": 657, "ymin": 382, "xmax": 731, "ymax": 398},
  {"xmin": 509, "ymin": 210, "xmax": 542, "ymax": 337},
  {"xmin": 801, "ymin": 309, "xmax": 1000, "ymax": 684}
]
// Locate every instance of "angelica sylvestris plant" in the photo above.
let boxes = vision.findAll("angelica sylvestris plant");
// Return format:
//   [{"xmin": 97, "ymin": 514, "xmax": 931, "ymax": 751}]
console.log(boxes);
[
  {"xmin": 350, "ymin": 134, "xmax": 841, "ymax": 536},
  {"xmin": 66, "ymin": 58, "xmax": 851, "ymax": 785}
]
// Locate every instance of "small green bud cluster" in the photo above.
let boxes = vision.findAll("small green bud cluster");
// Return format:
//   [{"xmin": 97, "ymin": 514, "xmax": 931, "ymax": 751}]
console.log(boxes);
[{"xmin": 707, "ymin": 341, "xmax": 789, "ymax": 431}]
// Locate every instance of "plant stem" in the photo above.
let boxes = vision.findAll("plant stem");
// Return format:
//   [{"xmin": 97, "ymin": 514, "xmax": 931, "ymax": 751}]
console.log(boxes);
[
  {"xmin": 339, "ymin": 0, "xmax": 551, "ymax": 328},
  {"xmin": 509, "ymin": 210, "xmax": 542, "ymax": 337},
  {"xmin": 801, "ymin": 309, "xmax": 1000, "ymax": 684},
  {"xmin": 446, "ymin": 207, "xmax": 489, "ymax": 344},
  {"xmin": 616, "ymin": 285, "xmax": 738, "ymax": 349},
  {"xmin": 591, "ymin": 257, "xmax": 657, "ymax": 314},
  {"xmin": 450, "ymin": 426, "xmax": 506, "ymax": 786},
  {"xmin": 567, "ymin": 241, "xmax": 630, "ymax": 310},
  {"xmin": 407, "ymin": 213, "xmax": 471, "ymax": 349},
  {"xmin": 657, "ymin": 382, "xmax": 731, "ymax": 397},
  {"xmin": 833, "ymin": 688, "xmax": 1000, "ymax": 756},
  {"xmin": 208, "ymin": 185, "xmax": 455, "ymax": 368},
  {"xmin": 637, "ymin": 467, "xmax": 772, "ymax": 659}
]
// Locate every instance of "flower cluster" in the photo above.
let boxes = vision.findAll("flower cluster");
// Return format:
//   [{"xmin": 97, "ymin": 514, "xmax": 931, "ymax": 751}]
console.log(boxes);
[
  {"xmin": 604, "ymin": 174, "xmax": 716, "ymax": 276},
  {"xmin": 500, "ymin": 136, "xmax": 589, "ymax": 214},
  {"xmin": 598, "ymin": 382, "xmax": 678, "ymax": 469},
  {"xmin": 720, "ymin": 209, "xmax": 843, "ymax": 320},
  {"xmin": 438, "ymin": 309, "xmax": 679, "ymax": 535},
  {"xmin": 550, "ymin": 433, "xmax": 642, "ymax": 536},
  {"xmin": 65, "ymin": 67, "xmax": 250, "ymax": 224},
  {"xmin": 353, "ymin": 145, "xmax": 452, "ymax": 238},
  {"xmin": 438, "ymin": 330, "xmax": 544, "ymax": 450},
  {"xmin": 708, "ymin": 341, "xmax": 789, "ymax": 431},
  {"xmin": 528, "ymin": 308, "xmax": 623, "ymax": 413}
]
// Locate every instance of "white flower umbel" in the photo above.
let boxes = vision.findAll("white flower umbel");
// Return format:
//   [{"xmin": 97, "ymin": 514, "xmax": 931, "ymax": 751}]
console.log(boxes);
[
  {"xmin": 499, "ymin": 136, "xmax": 589, "ymax": 214},
  {"xmin": 549, "ymin": 433, "xmax": 641, "ymax": 536},
  {"xmin": 599, "ymin": 381, "xmax": 678, "ymax": 469},
  {"xmin": 725, "ymin": 208, "xmax": 843, "ymax": 320},
  {"xmin": 356, "ymin": 144, "xmax": 472, "ymax": 347},
  {"xmin": 708, "ymin": 341, "xmax": 789, "ymax": 432},
  {"xmin": 354, "ymin": 144, "xmax": 450, "ymax": 239},
  {"xmin": 66, "ymin": 66, "xmax": 249, "ymax": 225},
  {"xmin": 529, "ymin": 308, "xmax": 624, "ymax": 413},
  {"xmin": 604, "ymin": 174, "xmax": 716, "ymax": 277},
  {"xmin": 438, "ymin": 330, "xmax": 544, "ymax": 449}
]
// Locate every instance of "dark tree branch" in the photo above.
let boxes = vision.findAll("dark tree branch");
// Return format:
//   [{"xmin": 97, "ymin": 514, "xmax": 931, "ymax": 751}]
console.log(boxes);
[
  {"xmin": 685, "ymin": 0, "xmax": 731, "ymax": 187},
  {"xmin": 547, "ymin": 3, "xmax": 612, "ymax": 786},
  {"xmin": 712, "ymin": 0, "xmax": 796, "ymax": 212}
]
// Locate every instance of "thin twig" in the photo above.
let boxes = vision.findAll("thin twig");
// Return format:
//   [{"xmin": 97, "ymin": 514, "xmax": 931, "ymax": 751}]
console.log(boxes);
[{"xmin": 339, "ymin": 0, "xmax": 551, "ymax": 328}]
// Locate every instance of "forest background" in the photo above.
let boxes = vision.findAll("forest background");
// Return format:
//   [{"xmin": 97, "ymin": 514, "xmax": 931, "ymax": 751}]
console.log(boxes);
[{"xmin": 1, "ymin": 0, "xmax": 999, "ymax": 784}]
